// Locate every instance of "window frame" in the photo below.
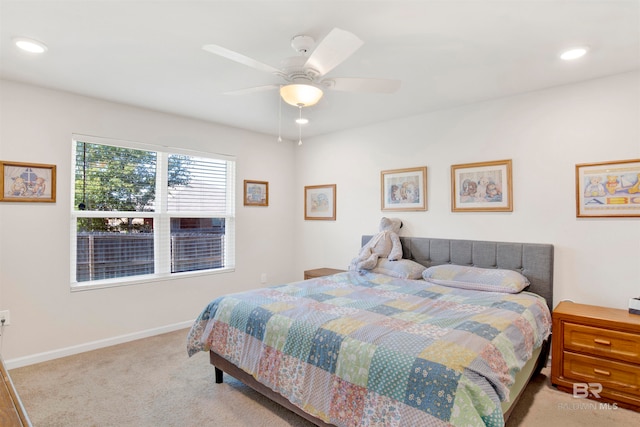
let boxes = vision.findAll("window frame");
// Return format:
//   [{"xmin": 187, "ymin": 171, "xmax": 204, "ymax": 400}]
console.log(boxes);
[{"xmin": 70, "ymin": 134, "xmax": 236, "ymax": 291}]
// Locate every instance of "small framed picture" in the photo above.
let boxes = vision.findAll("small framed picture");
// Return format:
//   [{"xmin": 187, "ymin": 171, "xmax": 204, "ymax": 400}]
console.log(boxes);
[
  {"xmin": 304, "ymin": 184, "xmax": 336, "ymax": 220},
  {"xmin": 0, "ymin": 161, "xmax": 56, "ymax": 203},
  {"xmin": 244, "ymin": 180, "xmax": 268, "ymax": 206},
  {"xmin": 451, "ymin": 159, "xmax": 512, "ymax": 212},
  {"xmin": 576, "ymin": 159, "xmax": 640, "ymax": 218},
  {"xmin": 381, "ymin": 166, "xmax": 427, "ymax": 211}
]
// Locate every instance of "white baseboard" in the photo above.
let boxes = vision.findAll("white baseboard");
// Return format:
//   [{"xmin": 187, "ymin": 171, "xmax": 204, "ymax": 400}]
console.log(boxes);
[{"xmin": 5, "ymin": 320, "xmax": 194, "ymax": 370}]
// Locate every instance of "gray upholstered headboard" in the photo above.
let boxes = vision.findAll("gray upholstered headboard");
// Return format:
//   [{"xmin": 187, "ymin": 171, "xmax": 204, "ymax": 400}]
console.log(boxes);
[{"xmin": 362, "ymin": 236, "xmax": 554, "ymax": 310}]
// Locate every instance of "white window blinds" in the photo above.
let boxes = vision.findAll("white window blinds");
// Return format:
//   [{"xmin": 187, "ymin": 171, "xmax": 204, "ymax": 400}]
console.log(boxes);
[{"xmin": 71, "ymin": 136, "xmax": 235, "ymax": 287}]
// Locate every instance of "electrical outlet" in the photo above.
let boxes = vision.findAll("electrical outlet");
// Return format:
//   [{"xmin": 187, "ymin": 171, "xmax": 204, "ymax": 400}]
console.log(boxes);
[
  {"xmin": 260, "ymin": 273, "xmax": 267, "ymax": 284},
  {"xmin": 0, "ymin": 310, "xmax": 9, "ymax": 326}
]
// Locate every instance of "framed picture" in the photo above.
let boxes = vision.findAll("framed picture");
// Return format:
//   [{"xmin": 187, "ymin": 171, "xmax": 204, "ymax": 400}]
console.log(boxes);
[
  {"xmin": 304, "ymin": 184, "xmax": 336, "ymax": 220},
  {"xmin": 576, "ymin": 159, "xmax": 640, "ymax": 218},
  {"xmin": 451, "ymin": 159, "xmax": 512, "ymax": 212},
  {"xmin": 0, "ymin": 161, "xmax": 56, "ymax": 203},
  {"xmin": 243, "ymin": 180, "xmax": 268, "ymax": 206},
  {"xmin": 381, "ymin": 166, "xmax": 427, "ymax": 211}
]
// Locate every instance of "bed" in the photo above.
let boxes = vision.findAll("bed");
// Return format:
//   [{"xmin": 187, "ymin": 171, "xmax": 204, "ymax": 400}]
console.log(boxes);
[{"xmin": 187, "ymin": 236, "xmax": 554, "ymax": 427}]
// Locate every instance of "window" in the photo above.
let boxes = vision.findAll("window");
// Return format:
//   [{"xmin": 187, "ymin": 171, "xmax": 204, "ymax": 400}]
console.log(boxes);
[{"xmin": 71, "ymin": 135, "xmax": 235, "ymax": 288}]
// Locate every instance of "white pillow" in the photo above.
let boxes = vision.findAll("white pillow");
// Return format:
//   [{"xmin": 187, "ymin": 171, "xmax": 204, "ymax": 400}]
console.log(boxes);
[
  {"xmin": 372, "ymin": 258, "xmax": 426, "ymax": 279},
  {"xmin": 421, "ymin": 264, "xmax": 529, "ymax": 293}
]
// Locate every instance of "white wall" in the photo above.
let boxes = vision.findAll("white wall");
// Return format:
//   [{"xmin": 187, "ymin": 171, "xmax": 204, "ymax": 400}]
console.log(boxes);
[
  {"xmin": 2, "ymin": 72, "xmax": 639, "ymax": 367},
  {"xmin": 0, "ymin": 80, "xmax": 297, "ymax": 364},
  {"xmin": 295, "ymin": 71, "xmax": 640, "ymax": 311}
]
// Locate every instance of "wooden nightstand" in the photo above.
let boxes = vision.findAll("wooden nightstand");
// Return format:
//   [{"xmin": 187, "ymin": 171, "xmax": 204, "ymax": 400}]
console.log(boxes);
[
  {"xmin": 551, "ymin": 301, "xmax": 640, "ymax": 411},
  {"xmin": 303, "ymin": 268, "xmax": 346, "ymax": 280}
]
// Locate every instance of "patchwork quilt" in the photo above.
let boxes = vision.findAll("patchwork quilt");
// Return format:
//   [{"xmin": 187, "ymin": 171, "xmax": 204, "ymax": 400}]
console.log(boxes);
[{"xmin": 187, "ymin": 271, "xmax": 551, "ymax": 427}]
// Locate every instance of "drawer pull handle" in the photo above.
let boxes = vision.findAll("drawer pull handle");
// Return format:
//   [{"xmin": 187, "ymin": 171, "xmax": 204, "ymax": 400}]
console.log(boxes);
[
  {"xmin": 593, "ymin": 368, "xmax": 611, "ymax": 376},
  {"xmin": 593, "ymin": 338, "xmax": 611, "ymax": 346}
]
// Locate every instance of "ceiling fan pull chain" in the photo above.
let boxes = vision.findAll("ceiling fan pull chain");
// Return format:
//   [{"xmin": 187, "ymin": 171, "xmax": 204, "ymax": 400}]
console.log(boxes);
[
  {"xmin": 298, "ymin": 106, "xmax": 303, "ymax": 146},
  {"xmin": 277, "ymin": 89, "xmax": 283, "ymax": 142}
]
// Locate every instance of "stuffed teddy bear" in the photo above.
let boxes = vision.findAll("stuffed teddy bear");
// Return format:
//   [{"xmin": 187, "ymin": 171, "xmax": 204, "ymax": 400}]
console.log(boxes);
[{"xmin": 349, "ymin": 217, "xmax": 403, "ymax": 271}]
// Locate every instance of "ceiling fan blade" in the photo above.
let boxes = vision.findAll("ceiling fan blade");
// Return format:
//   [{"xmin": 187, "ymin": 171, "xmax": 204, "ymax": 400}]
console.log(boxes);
[
  {"xmin": 202, "ymin": 44, "xmax": 281, "ymax": 75},
  {"xmin": 223, "ymin": 84, "xmax": 279, "ymax": 96},
  {"xmin": 325, "ymin": 77, "xmax": 401, "ymax": 93},
  {"xmin": 304, "ymin": 28, "xmax": 364, "ymax": 76}
]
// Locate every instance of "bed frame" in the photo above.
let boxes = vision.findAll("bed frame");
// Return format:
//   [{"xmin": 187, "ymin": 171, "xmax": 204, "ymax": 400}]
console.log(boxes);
[{"xmin": 210, "ymin": 236, "xmax": 554, "ymax": 426}]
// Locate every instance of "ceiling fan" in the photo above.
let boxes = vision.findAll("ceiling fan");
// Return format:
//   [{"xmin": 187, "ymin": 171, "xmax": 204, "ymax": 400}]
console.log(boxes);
[{"xmin": 202, "ymin": 28, "xmax": 401, "ymax": 108}]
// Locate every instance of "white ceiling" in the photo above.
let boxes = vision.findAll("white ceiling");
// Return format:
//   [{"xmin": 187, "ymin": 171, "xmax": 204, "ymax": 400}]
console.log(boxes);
[{"xmin": 1, "ymin": 1, "xmax": 639, "ymax": 142}]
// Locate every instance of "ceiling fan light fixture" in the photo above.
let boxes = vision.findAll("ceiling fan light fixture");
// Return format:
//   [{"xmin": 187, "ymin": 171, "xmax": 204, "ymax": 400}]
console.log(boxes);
[{"xmin": 280, "ymin": 84, "xmax": 323, "ymax": 107}]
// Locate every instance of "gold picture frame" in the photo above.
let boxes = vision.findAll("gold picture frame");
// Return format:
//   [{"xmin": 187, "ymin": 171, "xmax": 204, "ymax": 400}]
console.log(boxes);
[
  {"xmin": 451, "ymin": 159, "xmax": 512, "ymax": 212},
  {"xmin": 0, "ymin": 160, "xmax": 56, "ymax": 203},
  {"xmin": 243, "ymin": 180, "xmax": 269, "ymax": 206},
  {"xmin": 380, "ymin": 166, "xmax": 427, "ymax": 211},
  {"xmin": 576, "ymin": 159, "xmax": 640, "ymax": 218},
  {"xmin": 304, "ymin": 184, "xmax": 336, "ymax": 220}
]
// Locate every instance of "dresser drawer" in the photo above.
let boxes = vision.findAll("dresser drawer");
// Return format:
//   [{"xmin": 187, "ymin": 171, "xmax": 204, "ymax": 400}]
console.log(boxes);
[
  {"xmin": 564, "ymin": 322, "xmax": 640, "ymax": 364},
  {"xmin": 563, "ymin": 351, "xmax": 640, "ymax": 396}
]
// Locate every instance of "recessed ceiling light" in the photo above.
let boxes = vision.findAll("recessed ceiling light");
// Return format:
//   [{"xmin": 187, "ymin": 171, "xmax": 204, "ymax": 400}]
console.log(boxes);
[
  {"xmin": 14, "ymin": 38, "xmax": 48, "ymax": 54},
  {"xmin": 296, "ymin": 117, "xmax": 309, "ymax": 125},
  {"xmin": 560, "ymin": 47, "xmax": 588, "ymax": 61}
]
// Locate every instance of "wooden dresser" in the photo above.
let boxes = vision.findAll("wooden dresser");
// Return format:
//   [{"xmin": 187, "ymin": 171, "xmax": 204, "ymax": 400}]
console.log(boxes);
[
  {"xmin": 551, "ymin": 301, "xmax": 640, "ymax": 411},
  {"xmin": 1, "ymin": 355, "xmax": 32, "ymax": 426},
  {"xmin": 303, "ymin": 268, "xmax": 346, "ymax": 280}
]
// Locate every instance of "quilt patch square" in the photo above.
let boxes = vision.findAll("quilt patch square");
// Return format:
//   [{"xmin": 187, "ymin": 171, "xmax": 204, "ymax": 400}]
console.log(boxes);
[
  {"xmin": 207, "ymin": 321, "xmax": 229, "ymax": 355},
  {"xmin": 228, "ymin": 300, "xmax": 253, "ymax": 333},
  {"xmin": 307, "ymin": 293, "xmax": 335, "ymax": 302},
  {"xmin": 226, "ymin": 327, "xmax": 246, "ymax": 365},
  {"xmin": 324, "ymin": 288, "xmax": 353, "ymax": 297},
  {"xmin": 212, "ymin": 297, "xmax": 239, "ymax": 324},
  {"xmin": 361, "ymin": 391, "xmax": 403, "ymax": 427},
  {"xmin": 491, "ymin": 300, "xmax": 526, "ymax": 313},
  {"xmin": 245, "ymin": 306, "xmax": 274, "ymax": 340},
  {"xmin": 455, "ymin": 320, "xmax": 500, "ymax": 341},
  {"xmin": 414, "ymin": 289, "xmax": 444, "ymax": 300},
  {"xmin": 418, "ymin": 340, "xmax": 477, "ymax": 372},
  {"xmin": 470, "ymin": 312, "xmax": 512, "ymax": 331},
  {"xmin": 329, "ymin": 377, "xmax": 368, "ymax": 426},
  {"xmin": 378, "ymin": 331, "xmax": 433, "ymax": 356},
  {"xmin": 404, "ymin": 323, "xmax": 448, "ymax": 340},
  {"xmin": 301, "ymin": 364, "xmax": 334, "ymax": 419},
  {"xmin": 256, "ymin": 345, "xmax": 281, "ymax": 388},
  {"xmin": 263, "ymin": 314, "xmax": 293, "ymax": 352},
  {"xmin": 326, "ymin": 296, "xmax": 357, "ymax": 307},
  {"xmin": 350, "ymin": 324, "xmax": 394, "ymax": 344},
  {"xmin": 391, "ymin": 311, "xmax": 431, "ymax": 324},
  {"xmin": 385, "ymin": 298, "xmax": 422, "ymax": 312},
  {"xmin": 307, "ymin": 328, "xmax": 345, "ymax": 373},
  {"xmin": 368, "ymin": 304, "xmax": 403, "ymax": 316},
  {"xmin": 335, "ymin": 337, "xmax": 377, "ymax": 387},
  {"xmin": 323, "ymin": 317, "xmax": 367, "ymax": 336},
  {"xmin": 276, "ymin": 353, "xmax": 307, "ymax": 404},
  {"xmin": 376, "ymin": 316, "xmax": 412, "ymax": 331},
  {"xmin": 262, "ymin": 301, "xmax": 296, "ymax": 313},
  {"xmin": 405, "ymin": 358, "xmax": 459, "ymax": 420},
  {"xmin": 367, "ymin": 346, "xmax": 413, "ymax": 401},
  {"xmin": 282, "ymin": 320, "xmax": 317, "ymax": 360}
]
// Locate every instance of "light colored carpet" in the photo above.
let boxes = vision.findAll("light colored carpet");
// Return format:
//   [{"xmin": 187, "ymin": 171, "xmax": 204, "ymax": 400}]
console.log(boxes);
[{"xmin": 9, "ymin": 329, "xmax": 638, "ymax": 426}]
